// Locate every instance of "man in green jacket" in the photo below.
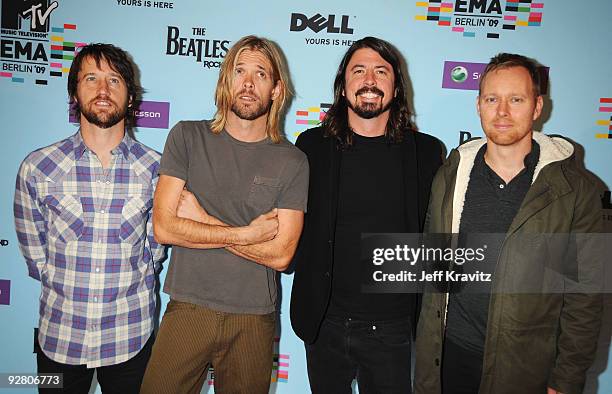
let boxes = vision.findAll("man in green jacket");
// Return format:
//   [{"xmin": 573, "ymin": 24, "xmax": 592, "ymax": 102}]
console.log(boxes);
[{"xmin": 415, "ymin": 53, "xmax": 603, "ymax": 394}]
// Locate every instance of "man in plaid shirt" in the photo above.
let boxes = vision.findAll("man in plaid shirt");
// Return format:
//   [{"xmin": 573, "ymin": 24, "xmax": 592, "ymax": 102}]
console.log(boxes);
[{"xmin": 14, "ymin": 43, "xmax": 165, "ymax": 393}]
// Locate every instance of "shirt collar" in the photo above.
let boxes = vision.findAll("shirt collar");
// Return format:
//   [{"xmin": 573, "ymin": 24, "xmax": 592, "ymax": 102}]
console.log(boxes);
[
  {"xmin": 73, "ymin": 130, "xmax": 132, "ymax": 161},
  {"xmin": 475, "ymin": 140, "xmax": 541, "ymax": 182}
]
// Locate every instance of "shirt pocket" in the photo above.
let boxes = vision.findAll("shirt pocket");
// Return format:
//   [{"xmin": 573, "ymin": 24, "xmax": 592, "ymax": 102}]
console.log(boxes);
[
  {"xmin": 247, "ymin": 176, "xmax": 280, "ymax": 213},
  {"xmin": 119, "ymin": 195, "xmax": 153, "ymax": 245},
  {"xmin": 42, "ymin": 194, "xmax": 85, "ymax": 244}
]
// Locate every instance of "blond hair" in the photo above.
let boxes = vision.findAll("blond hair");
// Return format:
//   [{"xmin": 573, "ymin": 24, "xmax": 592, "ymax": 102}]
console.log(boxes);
[{"xmin": 210, "ymin": 36, "xmax": 290, "ymax": 143}]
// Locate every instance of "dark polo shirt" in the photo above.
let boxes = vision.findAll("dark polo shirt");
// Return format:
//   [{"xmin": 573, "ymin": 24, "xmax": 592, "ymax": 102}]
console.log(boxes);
[{"xmin": 445, "ymin": 141, "xmax": 540, "ymax": 355}]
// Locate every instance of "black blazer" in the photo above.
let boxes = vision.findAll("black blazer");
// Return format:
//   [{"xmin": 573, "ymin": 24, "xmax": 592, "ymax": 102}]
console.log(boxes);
[{"xmin": 289, "ymin": 127, "xmax": 444, "ymax": 344}]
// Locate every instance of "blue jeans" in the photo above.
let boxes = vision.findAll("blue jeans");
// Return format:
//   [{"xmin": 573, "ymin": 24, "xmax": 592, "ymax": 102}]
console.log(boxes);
[{"xmin": 306, "ymin": 315, "xmax": 413, "ymax": 394}]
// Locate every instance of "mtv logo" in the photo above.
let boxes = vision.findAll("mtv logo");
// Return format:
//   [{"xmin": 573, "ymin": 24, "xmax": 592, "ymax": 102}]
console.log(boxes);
[
  {"xmin": 1, "ymin": 0, "xmax": 59, "ymax": 33},
  {"xmin": 290, "ymin": 13, "xmax": 353, "ymax": 34}
]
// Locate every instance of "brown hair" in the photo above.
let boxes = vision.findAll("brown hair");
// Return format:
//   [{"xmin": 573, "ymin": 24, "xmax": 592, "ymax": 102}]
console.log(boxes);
[
  {"xmin": 479, "ymin": 53, "xmax": 541, "ymax": 97},
  {"xmin": 322, "ymin": 36, "xmax": 416, "ymax": 147},
  {"xmin": 67, "ymin": 43, "xmax": 141, "ymax": 127}
]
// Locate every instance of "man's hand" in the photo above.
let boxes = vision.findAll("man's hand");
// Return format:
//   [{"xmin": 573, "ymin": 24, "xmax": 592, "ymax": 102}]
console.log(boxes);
[
  {"xmin": 177, "ymin": 189, "xmax": 278, "ymax": 244},
  {"xmin": 547, "ymin": 387, "xmax": 563, "ymax": 394},
  {"xmin": 177, "ymin": 189, "xmax": 209, "ymax": 223},
  {"xmin": 244, "ymin": 209, "xmax": 279, "ymax": 244}
]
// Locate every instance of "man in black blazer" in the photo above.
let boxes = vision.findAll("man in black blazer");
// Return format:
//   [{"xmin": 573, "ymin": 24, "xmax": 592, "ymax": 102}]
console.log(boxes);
[{"xmin": 290, "ymin": 36, "xmax": 444, "ymax": 393}]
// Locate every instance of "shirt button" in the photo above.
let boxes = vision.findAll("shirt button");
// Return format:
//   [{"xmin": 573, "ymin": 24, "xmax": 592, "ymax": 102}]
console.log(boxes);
[
  {"xmin": 105, "ymin": 180, "xmax": 111, "ymax": 185},
  {"xmin": 95, "ymin": 267, "xmax": 100, "ymax": 273},
  {"xmin": 499, "ymin": 184, "xmax": 505, "ymax": 189},
  {"xmin": 93, "ymin": 297, "xmax": 98, "ymax": 302},
  {"xmin": 372, "ymin": 325, "xmax": 377, "ymax": 330},
  {"xmin": 100, "ymin": 209, "xmax": 105, "ymax": 214}
]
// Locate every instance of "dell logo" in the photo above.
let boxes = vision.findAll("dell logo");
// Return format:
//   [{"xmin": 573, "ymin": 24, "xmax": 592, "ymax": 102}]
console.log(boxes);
[{"xmin": 290, "ymin": 13, "xmax": 353, "ymax": 34}]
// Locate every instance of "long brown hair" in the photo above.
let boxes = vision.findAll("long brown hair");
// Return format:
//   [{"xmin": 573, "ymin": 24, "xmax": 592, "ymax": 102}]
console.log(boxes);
[
  {"xmin": 322, "ymin": 36, "xmax": 415, "ymax": 147},
  {"xmin": 210, "ymin": 36, "xmax": 290, "ymax": 143}
]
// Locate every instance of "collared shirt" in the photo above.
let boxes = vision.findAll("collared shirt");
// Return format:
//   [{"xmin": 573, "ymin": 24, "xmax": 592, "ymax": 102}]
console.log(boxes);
[
  {"xmin": 14, "ymin": 131, "xmax": 165, "ymax": 368},
  {"xmin": 445, "ymin": 140, "xmax": 540, "ymax": 355}
]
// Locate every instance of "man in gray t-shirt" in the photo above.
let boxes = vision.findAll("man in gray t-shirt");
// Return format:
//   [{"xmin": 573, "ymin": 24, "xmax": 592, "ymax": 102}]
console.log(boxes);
[{"xmin": 141, "ymin": 36, "xmax": 308, "ymax": 394}]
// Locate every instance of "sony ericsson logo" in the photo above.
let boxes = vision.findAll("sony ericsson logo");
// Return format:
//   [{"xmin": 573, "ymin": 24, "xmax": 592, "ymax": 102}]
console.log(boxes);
[
  {"xmin": 442, "ymin": 61, "xmax": 485, "ymax": 90},
  {"xmin": 69, "ymin": 101, "xmax": 171, "ymax": 129},
  {"xmin": 443, "ymin": 60, "xmax": 549, "ymax": 93},
  {"xmin": 450, "ymin": 66, "xmax": 469, "ymax": 83},
  {"xmin": 290, "ymin": 13, "xmax": 354, "ymax": 34},
  {"xmin": 0, "ymin": 279, "xmax": 10, "ymax": 306}
]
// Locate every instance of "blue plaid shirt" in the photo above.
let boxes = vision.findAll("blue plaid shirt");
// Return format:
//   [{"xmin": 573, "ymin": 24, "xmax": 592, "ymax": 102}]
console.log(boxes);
[{"xmin": 14, "ymin": 131, "xmax": 165, "ymax": 368}]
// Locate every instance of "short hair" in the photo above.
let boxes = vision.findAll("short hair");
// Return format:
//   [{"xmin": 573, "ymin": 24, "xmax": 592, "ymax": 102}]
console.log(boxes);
[
  {"xmin": 479, "ymin": 53, "xmax": 541, "ymax": 97},
  {"xmin": 322, "ymin": 36, "xmax": 415, "ymax": 147},
  {"xmin": 67, "ymin": 43, "xmax": 141, "ymax": 126},
  {"xmin": 210, "ymin": 36, "xmax": 290, "ymax": 144}
]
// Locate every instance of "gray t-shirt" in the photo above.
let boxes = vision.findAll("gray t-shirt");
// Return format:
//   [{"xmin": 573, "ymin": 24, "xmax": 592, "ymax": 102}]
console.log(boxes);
[{"xmin": 159, "ymin": 120, "xmax": 308, "ymax": 314}]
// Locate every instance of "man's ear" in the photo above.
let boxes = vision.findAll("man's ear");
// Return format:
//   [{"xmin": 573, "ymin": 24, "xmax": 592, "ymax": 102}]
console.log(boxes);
[
  {"xmin": 271, "ymin": 81, "xmax": 281, "ymax": 101},
  {"xmin": 533, "ymin": 95, "xmax": 543, "ymax": 121}
]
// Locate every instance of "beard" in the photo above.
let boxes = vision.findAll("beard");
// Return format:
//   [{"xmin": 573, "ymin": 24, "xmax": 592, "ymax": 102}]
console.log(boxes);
[
  {"xmin": 231, "ymin": 91, "xmax": 270, "ymax": 121},
  {"xmin": 80, "ymin": 96, "xmax": 128, "ymax": 129},
  {"xmin": 346, "ymin": 87, "xmax": 391, "ymax": 119}
]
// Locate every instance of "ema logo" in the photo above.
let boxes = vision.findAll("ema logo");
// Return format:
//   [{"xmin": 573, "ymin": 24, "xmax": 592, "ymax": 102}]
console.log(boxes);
[
  {"xmin": 272, "ymin": 353, "xmax": 290, "ymax": 383},
  {"xmin": 415, "ymin": 0, "xmax": 544, "ymax": 39},
  {"xmin": 595, "ymin": 98, "xmax": 612, "ymax": 139},
  {"xmin": 293, "ymin": 103, "xmax": 331, "ymax": 137},
  {"xmin": 271, "ymin": 337, "xmax": 289, "ymax": 383},
  {"xmin": 0, "ymin": 279, "xmax": 10, "ymax": 305},
  {"xmin": 442, "ymin": 60, "xmax": 549, "ymax": 93},
  {"xmin": 0, "ymin": 0, "xmax": 84, "ymax": 85},
  {"xmin": 165, "ymin": 26, "xmax": 230, "ymax": 70},
  {"xmin": 69, "ymin": 101, "xmax": 171, "ymax": 129}
]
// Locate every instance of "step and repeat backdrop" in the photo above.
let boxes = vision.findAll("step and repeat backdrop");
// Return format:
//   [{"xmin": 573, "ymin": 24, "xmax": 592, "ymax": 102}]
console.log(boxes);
[{"xmin": 1, "ymin": 1, "xmax": 611, "ymax": 393}]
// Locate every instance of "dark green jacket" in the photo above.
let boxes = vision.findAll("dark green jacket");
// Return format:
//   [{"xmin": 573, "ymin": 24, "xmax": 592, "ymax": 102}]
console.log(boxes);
[{"xmin": 415, "ymin": 132, "xmax": 603, "ymax": 394}]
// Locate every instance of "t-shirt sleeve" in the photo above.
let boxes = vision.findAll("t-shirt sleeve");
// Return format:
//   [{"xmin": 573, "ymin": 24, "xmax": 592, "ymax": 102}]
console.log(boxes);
[
  {"xmin": 159, "ymin": 121, "xmax": 189, "ymax": 181},
  {"xmin": 277, "ymin": 154, "xmax": 309, "ymax": 212}
]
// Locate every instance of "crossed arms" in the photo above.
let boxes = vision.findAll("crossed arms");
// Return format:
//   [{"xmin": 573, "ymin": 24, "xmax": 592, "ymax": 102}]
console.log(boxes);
[{"xmin": 152, "ymin": 174, "xmax": 304, "ymax": 271}]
